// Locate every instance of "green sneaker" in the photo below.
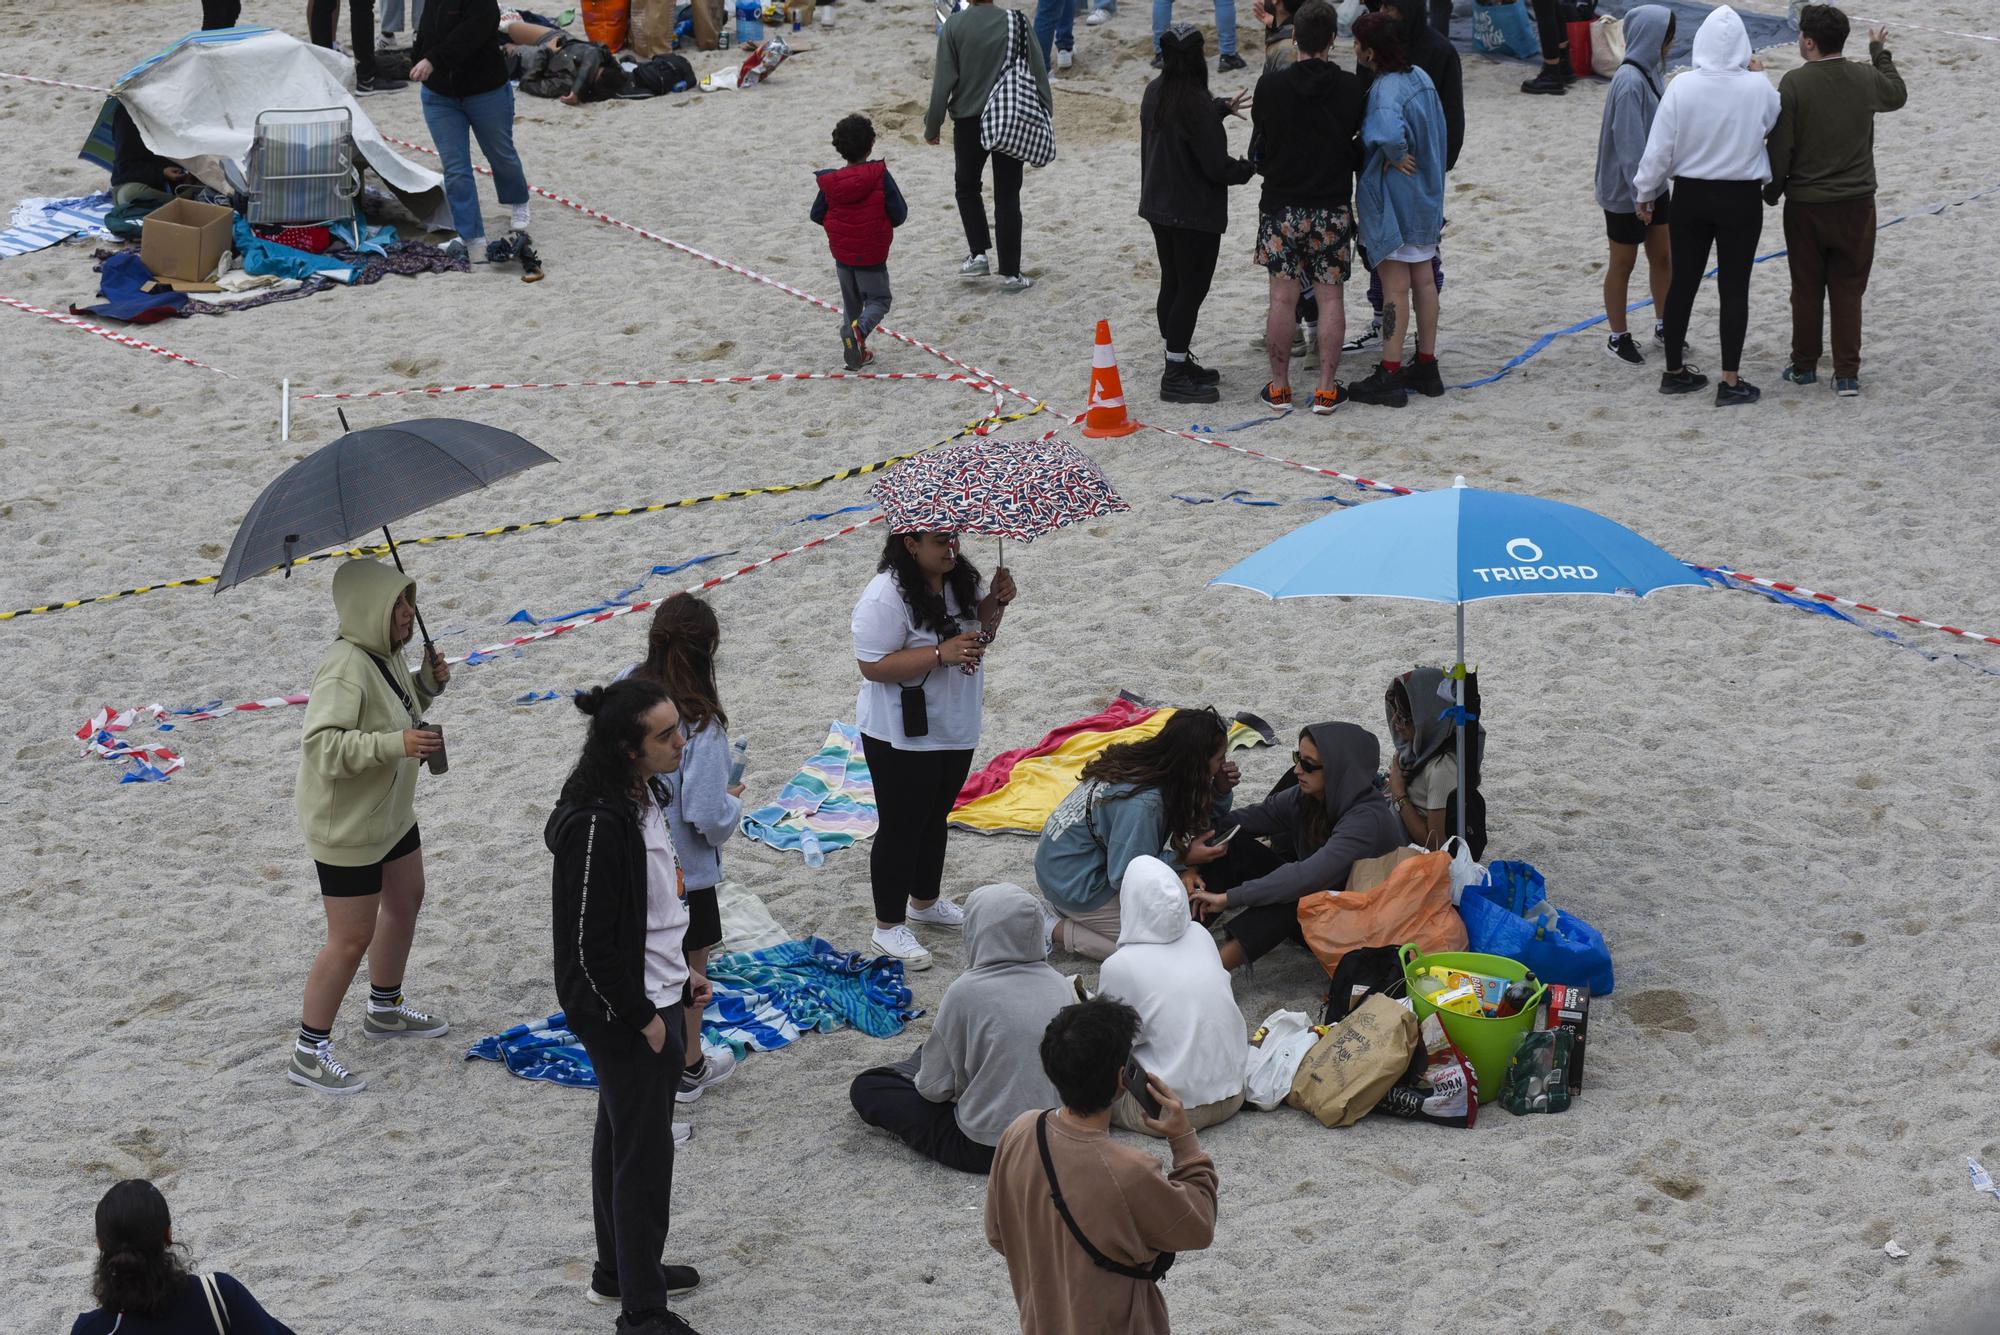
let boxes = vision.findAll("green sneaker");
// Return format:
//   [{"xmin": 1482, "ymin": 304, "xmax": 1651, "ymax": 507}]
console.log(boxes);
[
  {"xmin": 287, "ymin": 1040, "xmax": 366, "ymax": 1095},
  {"xmin": 362, "ymin": 1002, "xmax": 450, "ymax": 1039}
]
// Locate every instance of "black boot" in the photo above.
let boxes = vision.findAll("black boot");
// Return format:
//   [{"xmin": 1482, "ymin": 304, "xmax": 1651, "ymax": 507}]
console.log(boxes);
[
  {"xmin": 1181, "ymin": 353, "xmax": 1222, "ymax": 385},
  {"xmin": 1160, "ymin": 360, "xmax": 1220, "ymax": 404},
  {"xmin": 1520, "ymin": 62, "xmax": 1568, "ymax": 95}
]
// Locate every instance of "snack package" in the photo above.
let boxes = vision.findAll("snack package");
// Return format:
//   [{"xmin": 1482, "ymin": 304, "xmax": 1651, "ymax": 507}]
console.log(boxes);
[
  {"xmin": 737, "ymin": 31, "xmax": 791, "ymax": 86},
  {"xmin": 1373, "ymin": 1012, "xmax": 1477, "ymax": 1128},
  {"xmin": 1500, "ymin": 1027, "xmax": 1574, "ymax": 1115},
  {"xmin": 1535, "ymin": 982, "xmax": 1590, "ymax": 1094}
]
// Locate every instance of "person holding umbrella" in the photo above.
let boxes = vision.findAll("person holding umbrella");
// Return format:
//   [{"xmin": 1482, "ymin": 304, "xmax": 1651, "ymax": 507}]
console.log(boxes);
[
  {"xmin": 851, "ymin": 531, "xmax": 1016, "ymax": 971},
  {"xmin": 286, "ymin": 560, "xmax": 451, "ymax": 1096}
]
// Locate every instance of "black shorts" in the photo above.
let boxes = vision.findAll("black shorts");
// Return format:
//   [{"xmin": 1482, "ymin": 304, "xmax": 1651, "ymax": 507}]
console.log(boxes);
[
  {"xmin": 683, "ymin": 884, "xmax": 722, "ymax": 954},
  {"xmin": 314, "ymin": 823, "xmax": 421, "ymax": 897},
  {"xmin": 1605, "ymin": 190, "xmax": 1670, "ymax": 246}
]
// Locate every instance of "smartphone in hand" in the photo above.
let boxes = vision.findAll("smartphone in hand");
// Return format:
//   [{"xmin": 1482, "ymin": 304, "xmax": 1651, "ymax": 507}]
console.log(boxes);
[{"xmin": 1122, "ymin": 1053, "xmax": 1162, "ymax": 1118}]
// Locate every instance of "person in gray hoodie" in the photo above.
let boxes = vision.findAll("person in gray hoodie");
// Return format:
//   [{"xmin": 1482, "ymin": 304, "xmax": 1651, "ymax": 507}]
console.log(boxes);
[
  {"xmin": 848, "ymin": 882, "xmax": 1075, "ymax": 1174},
  {"xmin": 1594, "ymin": 5, "xmax": 1677, "ymax": 367},
  {"xmin": 1189, "ymin": 721, "xmax": 1402, "ymax": 970}
]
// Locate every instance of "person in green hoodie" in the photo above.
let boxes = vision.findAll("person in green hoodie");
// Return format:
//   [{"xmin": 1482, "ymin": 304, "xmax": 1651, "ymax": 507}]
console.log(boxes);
[
  {"xmin": 287, "ymin": 559, "xmax": 452, "ymax": 1096},
  {"xmin": 1764, "ymin": 6, "xmax": 1905, "ymax": 396}
]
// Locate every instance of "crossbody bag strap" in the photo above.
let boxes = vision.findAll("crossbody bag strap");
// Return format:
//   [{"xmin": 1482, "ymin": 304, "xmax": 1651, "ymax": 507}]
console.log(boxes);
[
  {"xmin": 199, "ymin": 1273, "xmax": 230, "ymax": 1333},
  {"xmin": 1033, "ymin": 1111, "xmax": 1172, "ymax": 1283}
]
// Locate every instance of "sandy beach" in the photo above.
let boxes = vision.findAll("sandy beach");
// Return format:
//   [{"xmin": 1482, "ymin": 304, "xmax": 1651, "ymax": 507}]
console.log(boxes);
[{"xmin": 3, "ymin": 0, "xmax": 1999, "ymax": 1329}]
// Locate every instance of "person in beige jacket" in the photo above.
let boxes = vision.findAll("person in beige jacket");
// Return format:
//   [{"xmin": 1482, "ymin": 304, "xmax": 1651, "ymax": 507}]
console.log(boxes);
[
  {"xmin": 286, "ymin": 559, "xmax": 451, "ymax": 1095},
  {"xmin": 985, "ymin": 997, "xmax": 1219, "ymax": 1334}
]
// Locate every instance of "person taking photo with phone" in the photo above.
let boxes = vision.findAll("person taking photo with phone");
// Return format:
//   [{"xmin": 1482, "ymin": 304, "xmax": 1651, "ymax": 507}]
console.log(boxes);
[
  {"xmin": 287, "ymin": 559, "xmax": 451, "ymax": 1097},
  {"xmin": 851, "ymin": 530, "xmax": 1016, "ymax": 971},
  {"xmin": 984, "ymin": 997, "xmax": 1219, "ymax": 1335},
  {"xmin": 547, "ymin": 678, "xmax": 714, "ymax": 1335}
]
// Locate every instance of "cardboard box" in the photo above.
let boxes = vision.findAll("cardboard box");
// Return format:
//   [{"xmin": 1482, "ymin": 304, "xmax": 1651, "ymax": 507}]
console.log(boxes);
[{"xmin": 140, "ymin": 198, "xmax": 234, "ymax": 285}]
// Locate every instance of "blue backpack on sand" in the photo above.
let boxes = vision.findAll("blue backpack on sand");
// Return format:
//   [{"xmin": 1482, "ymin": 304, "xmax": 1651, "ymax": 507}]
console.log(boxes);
[{"xmin": 1458, "ymin": 859, "xmax": 1614, "ymax": 996}]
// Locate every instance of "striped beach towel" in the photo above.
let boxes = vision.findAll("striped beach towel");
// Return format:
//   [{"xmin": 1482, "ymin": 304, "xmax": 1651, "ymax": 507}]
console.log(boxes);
[
  {"xmin": 0, "ymin": 193, "xmax": 117, "ymax": 259},
  {"xmin": 740, "ymin": 720, "xmax": 877, "ymax": 860}
]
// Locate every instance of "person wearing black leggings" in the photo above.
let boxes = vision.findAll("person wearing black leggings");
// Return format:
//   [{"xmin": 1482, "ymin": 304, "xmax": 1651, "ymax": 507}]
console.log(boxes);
[
  {"xmin": 309, "ymin": 0, "xmax": 406, "ymax": 92},
  {"xmin": 1520, "ymin": 0, "xmax": 1576, "ymax": 95},
  {"xmin": 850, "ymin": 531, "xmax": 1016, "ymax": 971},
  {"xmin": 1141, "ymin": 26, "xmax": 1255, "ymax": 404},
  {"xmin": 1630, "ymin": 5, "xmax": 1778, "ymax": 405},
  {"xmin": 202, "ymin": 0, "xmax": 242, "ymax": 27}
]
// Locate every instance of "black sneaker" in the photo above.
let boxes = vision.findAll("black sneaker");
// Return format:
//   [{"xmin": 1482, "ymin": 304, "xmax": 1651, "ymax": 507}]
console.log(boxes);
[
  {"xmin": 1161, "ymin": 361, "xmax": 1220, "ymax": 404},
  {"xmin": 514, "ymin": 232, "xmax": 545, "ymax": 282},
  {"xmin": 1659, "ymin": 366, "xmax": 1709, "ymax": 395},
  {"xmin": 1348, "ymin": 363, "xmax": 1409, "ymax": 408},
  {"xmin": 841, "ymin": 319, "xmax": 864, "ymax": 371},
  {"xmin": 1715, "ymin": 377, "xmax": 1761, "ymax": 407},
  {"xmin": 1605, "ymin": 332, "xmax": 1645, "ymax": 366},
  {"xmin": 355, "ymin": 76, "xmax": 409, "ymax": 95},
  {"xmin": 1217, "ymin": 52, "xmax": 1247, "ymax": 71},
  {"xmin": 615, "ymin": 1310, "xmax": 703, "ymax": 1335},
  {"xmin": 1520, "ymin": 68, "xmax": 1568, "ymax": 95},
  {"xmin": 1401, "ymin": 359, "xmax": 1444, "ymax": 397},
  {"xmin": 1181, "ymin": 353, "xmax": 1221, "ymax": 385}
]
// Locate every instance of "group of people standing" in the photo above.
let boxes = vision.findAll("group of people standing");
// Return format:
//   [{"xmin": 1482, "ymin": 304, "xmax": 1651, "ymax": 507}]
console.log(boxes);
[{"xmin": 1597, "ymin": 3, "xmax": 1904, "ymax": 403}]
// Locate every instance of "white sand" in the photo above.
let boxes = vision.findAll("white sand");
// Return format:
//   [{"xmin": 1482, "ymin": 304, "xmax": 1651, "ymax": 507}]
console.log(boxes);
[{"xmin": 4, "ymin": 0, "xmax": 1999, "ymax": 1329}]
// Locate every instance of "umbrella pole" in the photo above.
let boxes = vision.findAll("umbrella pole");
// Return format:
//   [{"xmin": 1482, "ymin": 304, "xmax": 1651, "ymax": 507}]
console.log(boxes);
[
  {"xmin": 381, "ymin": 524, "xmax": 436, "ymax": 661},
  {"xmin": 1454, "ymin": 602, "xmax": 1468, "ymax": 847}
]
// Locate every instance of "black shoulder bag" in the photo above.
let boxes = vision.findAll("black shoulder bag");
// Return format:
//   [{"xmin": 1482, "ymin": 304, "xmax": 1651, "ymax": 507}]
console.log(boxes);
[{"xmin": 1034, "ymin": 1111, "xmax": 1175, "ymax": 1282}]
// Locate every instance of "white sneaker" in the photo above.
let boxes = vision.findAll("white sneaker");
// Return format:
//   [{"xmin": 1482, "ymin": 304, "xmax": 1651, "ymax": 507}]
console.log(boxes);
[
  {"xmin": 1055, "ymin": 48, "xmax": 1073, "ymax": 68},
  {"xmin": 998, "ymin": 273, "xmax": 1034, "ymax": 294},
  {"xmin": 675, "ymin": 1044, "xmax": 738, "ymax": 1104},
  {"xmin": 673, "ymin": 1119, "xmax": 692, "ymax": 1145},
  {"xmin": 907, "ymin": 897, "xmax": 966, "ymax": 928},
  {"xmin": 870, "ymin": 925, "xmax": 933, "ymax": 971},
  {"xmin": 1085, "ymin": 6, "xmax": 1108, "ymax": 22},
  {"xmin": 1038, "ymin": 904, "xmax": 1060, "ymax": 957}
]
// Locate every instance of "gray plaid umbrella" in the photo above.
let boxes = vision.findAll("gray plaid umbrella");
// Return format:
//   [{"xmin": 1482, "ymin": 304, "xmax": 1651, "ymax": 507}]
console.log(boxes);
[{"xmin": 216, "ymin": 417, "xmax": 556, "ymax": 649}]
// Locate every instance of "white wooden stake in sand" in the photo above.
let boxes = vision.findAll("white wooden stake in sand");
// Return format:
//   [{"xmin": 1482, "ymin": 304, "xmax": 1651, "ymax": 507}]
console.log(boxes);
[{"xmin": 280, "ymin": 378, "xmax": 289, "ymax": 442}]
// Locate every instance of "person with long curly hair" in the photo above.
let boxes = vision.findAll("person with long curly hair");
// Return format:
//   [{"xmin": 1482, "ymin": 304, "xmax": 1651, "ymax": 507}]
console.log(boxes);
[
  {"xmin": 623, "ymin": 594, "xmax": 744, "ymax": 1103},
  {"xmin": 851, "ymin": 530, "xmax": 1016, "ymax": 970},
  {"xmin": 1033, "ymin": 707, "xmax": 1239, "ymax": 960},
  {"xmin": 70, "ymin": 1179, "xmax": 295, "ymax": 1334}
]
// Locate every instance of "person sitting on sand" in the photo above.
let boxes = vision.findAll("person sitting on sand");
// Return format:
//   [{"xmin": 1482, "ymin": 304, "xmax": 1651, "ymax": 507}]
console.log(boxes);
[
  {"xmin": 1383, "ymin": 666, "xmax": 1465, "ymax": 851},
  {"xmin": 499, "ymin": 14, "xmax": 628, "ymax": 102},
  {"xmin": 70, "ymin": 1179, "xmax": 296, "ymax": 1335},
  {"xmin": 1097, "ymin": 856, "xmax": 1248, "ymax": 1135},
  {"xmin": 1034, "ymin": 707, "xmax": 1238, "ymax": 961},
  {"xmin": 1189, "ymin": 722, "xmax": 1402, "ymax": 971},
  {"xmin": 849, "ymin": 882, "xmax": 1074, "ymax": 1174}
]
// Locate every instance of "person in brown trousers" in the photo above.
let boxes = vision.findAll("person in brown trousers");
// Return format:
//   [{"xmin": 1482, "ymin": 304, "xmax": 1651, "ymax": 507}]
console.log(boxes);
[
  {"xmin": 984, "ymin": 997, "xmax": 1218, "ymax": 1335},
  {"xmin": 1764, "ymin": 5, "xmax": 1905, "ymax": 397}
]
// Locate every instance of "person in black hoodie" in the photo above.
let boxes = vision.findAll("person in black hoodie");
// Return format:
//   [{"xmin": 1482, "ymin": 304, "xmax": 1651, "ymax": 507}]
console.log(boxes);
[
  {"xmin": 1188, "ymin": 721, "xmax": 1402, "ymax": 970},
  {"xmin": 1249, "ymin": 0, "xmax": 1366, "ymax": 415},
  {"xmin": 1141, "ymin": 26, "xmax": 1255, "ymax": 405},
  {"xmin": 548, "ymin": 678, "xmax": 713, "ymax": 1335},
  {"xmin": 412, "ymin": 0, "xmax": 541, "ymax": 276}
]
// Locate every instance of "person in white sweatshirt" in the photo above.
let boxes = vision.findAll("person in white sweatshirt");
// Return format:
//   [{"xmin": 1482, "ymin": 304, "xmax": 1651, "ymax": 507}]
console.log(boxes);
[
  {"xmin": 1097, "ymin": 855, "xmax": 1248, "ymax": 1135},
  {"xmin": 1631, "ymin": 5, "xmax": 1779, "ymax": 407}
]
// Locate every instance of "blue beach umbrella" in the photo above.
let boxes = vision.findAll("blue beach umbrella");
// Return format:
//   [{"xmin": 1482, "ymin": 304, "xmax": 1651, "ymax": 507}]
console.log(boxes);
[{"xmin": 1209, "ymin": 477, "xmax": 1705, "ymax": 842}]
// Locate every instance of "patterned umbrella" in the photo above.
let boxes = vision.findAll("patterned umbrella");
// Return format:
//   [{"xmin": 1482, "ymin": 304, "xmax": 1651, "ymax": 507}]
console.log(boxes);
[{"xmin": 868, "ymin": 437, "xmax": 1128, "ymax": 546}]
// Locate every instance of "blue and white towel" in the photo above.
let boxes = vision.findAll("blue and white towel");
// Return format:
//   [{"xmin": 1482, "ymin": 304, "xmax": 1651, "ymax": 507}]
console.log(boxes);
[{"xmin": 1, "ymin": 193, "xmax": 117, "ymax": 259}]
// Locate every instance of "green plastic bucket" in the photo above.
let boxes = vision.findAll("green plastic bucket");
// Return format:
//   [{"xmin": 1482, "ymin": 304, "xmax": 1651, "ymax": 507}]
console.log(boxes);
[{"xmin": 1400, "ymin": 944, "xmax": 1547, "ymax": 1105}]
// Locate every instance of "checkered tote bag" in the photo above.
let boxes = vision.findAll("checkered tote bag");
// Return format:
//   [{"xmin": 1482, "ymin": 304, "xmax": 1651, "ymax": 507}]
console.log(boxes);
[{"xmin": 980, "ymin": 9, "xmax": 1056, "ymax": 168}]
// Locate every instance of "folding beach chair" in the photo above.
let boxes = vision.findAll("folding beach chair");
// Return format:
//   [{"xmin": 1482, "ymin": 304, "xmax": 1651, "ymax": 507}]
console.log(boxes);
[{"xmin": 244, "ymin": 106, "xmax": 360, "ymax": 224}]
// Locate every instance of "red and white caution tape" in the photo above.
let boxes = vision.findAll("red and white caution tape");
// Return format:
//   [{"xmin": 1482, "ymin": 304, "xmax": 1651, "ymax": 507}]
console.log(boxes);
[
  {"xmin": 296, "ymin": 369, "xmax": 996, "ymax": 401},
  {"xmin": 1, "ymin": 296, "xmax": 237, "ymax": 377},
  {"xmin": 169, "ymin": 694, "xmax": 313, "ymax": 724},
  {"xmin": 1137, "ymin": 418, "xmax": 1417, "ymax": 496},
  {"xmin": 1712, "ymin": 568, "xmax": 2000, "ymax": 648},
  {"xmin": 76, "ymin": 705, "xmax": 185, "ymax": 780},
  {"xmin": 0, "ymin": 70, "xmax": 110, "ymax": 92}
]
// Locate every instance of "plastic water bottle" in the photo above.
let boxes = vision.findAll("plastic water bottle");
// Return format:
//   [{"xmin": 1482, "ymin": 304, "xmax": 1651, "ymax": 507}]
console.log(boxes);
[
  {"xmin": 737, "ymin": 0, "xmax": 764, "ymax": 45},
  {"xmin": 798, "ymin": 828, "xmax": 825, "ymax": 869},
  {"xmin": 728, "ymin": 737, "xmax": 749, "ymax": 786}
]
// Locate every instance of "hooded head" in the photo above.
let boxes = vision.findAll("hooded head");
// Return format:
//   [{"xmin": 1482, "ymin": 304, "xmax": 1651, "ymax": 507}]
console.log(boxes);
[
  {"xmin": 1115, "ymin": 855, "xmax": 1191, "ymax": 948},
  {"xmin": 964, "ymin": 882, "xmax": 1052, "ymax": 970},
  {"xmin": 1692, "ymin": 5, "xmax": 1752, "ymax": 73},
  {"xmin": 1620, "ymin": 3, "xmax": 1674, "ymax": 78},
  {"xmin": 1297, "ymin": 721, "xmax": 1383, "ymax": 849},
  {"xmin": 331, "ymin": 559, "xmax": 416, "ymax": 658},
  {"xmin": 1385, "ymin": 0, "xmax": 1429, "ymax": 46},
  {"xmin": 1385, "ymin": 668, "xmax": 1454, "ymax": 775}
]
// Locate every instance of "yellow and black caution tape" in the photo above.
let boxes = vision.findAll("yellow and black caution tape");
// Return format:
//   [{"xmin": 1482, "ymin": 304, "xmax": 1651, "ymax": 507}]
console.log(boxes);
[{"xmin": 1, "ymin": 407, "xmax": 1043, "ymax": 622}]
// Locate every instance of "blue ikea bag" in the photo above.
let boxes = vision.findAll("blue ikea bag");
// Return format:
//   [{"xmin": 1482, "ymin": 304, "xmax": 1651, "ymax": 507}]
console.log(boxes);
[
  {"xmin": 1472, "ymin": 0, "xmax": 1542, "ymax": 60},
  {"xmin": 1459, "ymin": 860, "xmax": 1615, "ymax": 995}
]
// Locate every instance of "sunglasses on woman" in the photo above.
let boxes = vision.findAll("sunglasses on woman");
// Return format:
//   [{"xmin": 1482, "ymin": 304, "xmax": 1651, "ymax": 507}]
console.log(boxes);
[{"xmin": 1291, "ymin": 749, "xmax": 1322, "ymax": 774}]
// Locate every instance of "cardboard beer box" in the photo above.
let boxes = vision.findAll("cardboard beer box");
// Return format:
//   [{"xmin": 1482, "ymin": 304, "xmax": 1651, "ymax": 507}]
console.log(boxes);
[
  {"xmin": 1535, "ymin": 983, "xmax": 1590, "ymax": 1094},
  {"xmin": 140, "ymin": 198, "xmax": 234, "ymax": 285}
]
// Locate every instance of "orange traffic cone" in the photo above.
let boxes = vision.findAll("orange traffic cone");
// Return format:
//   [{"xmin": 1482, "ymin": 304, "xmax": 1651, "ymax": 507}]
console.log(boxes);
[{"xmin": 1081, "ymin": 319, "xmax": 1141, "ymax": 438}]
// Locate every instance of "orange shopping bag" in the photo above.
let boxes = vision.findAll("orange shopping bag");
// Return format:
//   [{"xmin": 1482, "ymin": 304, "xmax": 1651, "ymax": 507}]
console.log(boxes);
[{"xmin": 1296, "ymin": 848, "xmax": 1467, "ymax": 978}]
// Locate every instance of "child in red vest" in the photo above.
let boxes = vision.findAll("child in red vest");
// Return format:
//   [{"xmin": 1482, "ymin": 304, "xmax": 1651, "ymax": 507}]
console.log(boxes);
[{"xmin": 811, "ymin": 115, "xmax": 909, "ymax": 370}]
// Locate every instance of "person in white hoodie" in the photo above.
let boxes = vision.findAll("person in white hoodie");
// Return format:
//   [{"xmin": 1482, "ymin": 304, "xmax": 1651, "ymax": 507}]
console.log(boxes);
[
  {"xmin": 1097, "ymin": 856, "xmax": 1248, "ymax": 1134},
  {"xmin": 1631, "ymin": 5, "xmax": 1779, "ymax": 407}
]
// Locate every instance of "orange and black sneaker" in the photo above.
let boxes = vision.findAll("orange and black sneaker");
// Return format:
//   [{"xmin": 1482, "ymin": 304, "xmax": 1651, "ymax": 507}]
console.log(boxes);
[
  {"xmin": 1258, "ymin": 382, "xmax": 1293, "ymax": 411},
  {"xmin": 1311, "ymin": 384, "xmax": 1347, "ymax": 415}
]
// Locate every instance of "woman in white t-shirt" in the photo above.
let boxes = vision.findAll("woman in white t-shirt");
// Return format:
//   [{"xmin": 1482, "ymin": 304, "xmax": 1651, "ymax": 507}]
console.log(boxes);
[{"xmin": 851, "ymin": 530, "xmax": 1017, "ymax": 970}]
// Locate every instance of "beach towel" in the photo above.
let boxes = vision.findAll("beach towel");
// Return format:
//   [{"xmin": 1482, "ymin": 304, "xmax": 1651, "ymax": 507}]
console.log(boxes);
[
  {"xmin": 466, "ymin": 936, "xmax": 920, "ymax": 1086},
  {"xmin": 740, "ymin": 721, "xmax": 877, "ymax": 859},
  {"xmin": 955, "ymin": 696, "xmax": 1158, "ymax": 805},
  {"xmin": 950, "ymin": 703, "xmax": 1276, "ymax": 836},
  {"xmin": 1452, "ymin": 0, "xmax": 1791, "ymax": 65},
  {"xmin": 717, "ymin": 879, "xmax": 791, "ymax": 953},
  {"xmin": 79, "ymin": 98, "xmax": 119, "ymax": 174},
  {"xmin": 0, "ymin": 193, "xmax": 117, "ymax": 259}
]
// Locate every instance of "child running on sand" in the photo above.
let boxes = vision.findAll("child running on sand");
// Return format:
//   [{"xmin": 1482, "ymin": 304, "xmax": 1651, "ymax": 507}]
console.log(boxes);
[{"xmin": 810, "ymin": 115, "xmax": 910, "ymax": 371}]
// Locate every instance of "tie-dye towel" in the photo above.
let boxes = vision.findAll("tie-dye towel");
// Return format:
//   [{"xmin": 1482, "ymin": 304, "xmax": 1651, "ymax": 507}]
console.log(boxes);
[
  {"xmin": 740, "ymin": 720, "xmax": 877, "ymax": 860},
  {"xmin": 465, "ymin": 936, "xmax": 919, "ymax": 1087}
]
